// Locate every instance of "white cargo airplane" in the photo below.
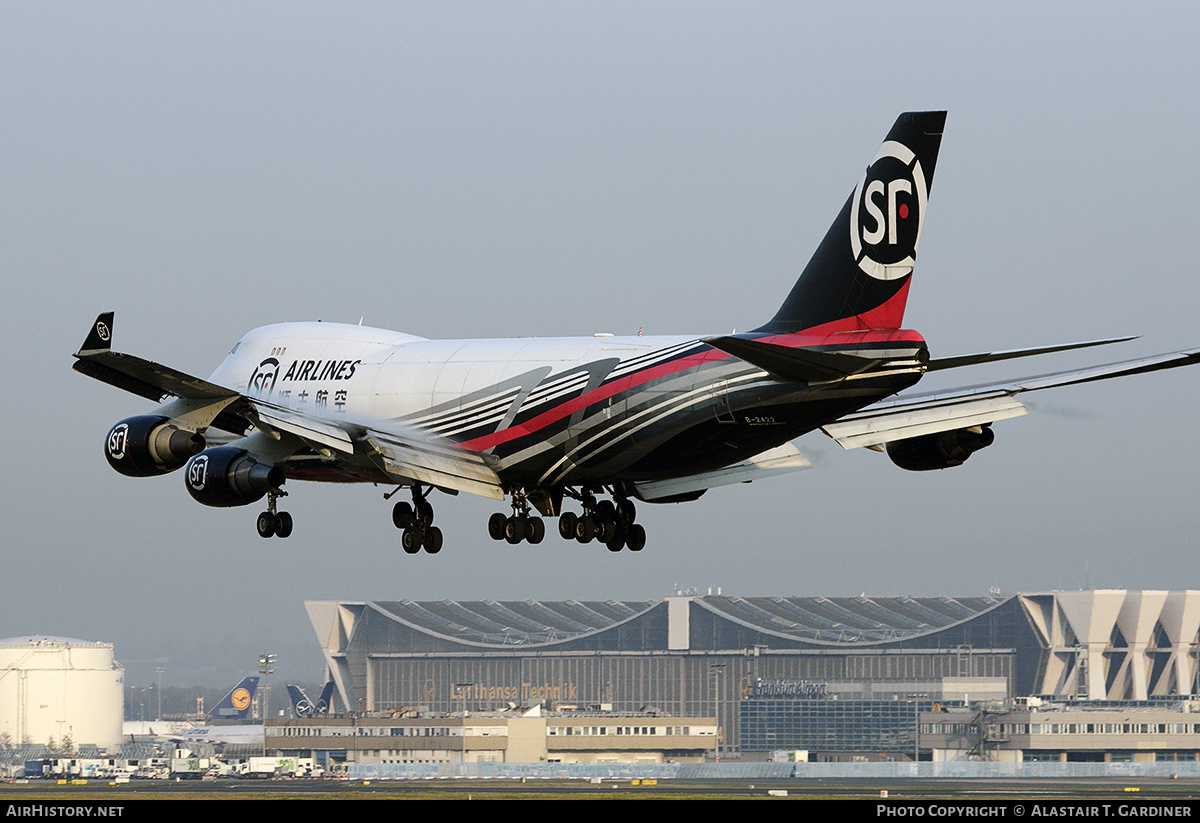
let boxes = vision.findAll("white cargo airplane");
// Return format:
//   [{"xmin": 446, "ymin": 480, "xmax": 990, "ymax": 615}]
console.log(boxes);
[{"xmin": 74, "ymin": 111, "xmax": 1200, "ymax": 553}]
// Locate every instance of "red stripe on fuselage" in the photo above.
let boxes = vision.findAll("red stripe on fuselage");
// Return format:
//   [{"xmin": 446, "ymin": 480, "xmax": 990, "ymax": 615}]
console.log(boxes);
[
  {"xmin": 460, "ymin": 346, "xmax": 727, "ymax": 452},
  {"xmin": 458, "ymin": 324, "xmax": 925, "ymax": 453}
]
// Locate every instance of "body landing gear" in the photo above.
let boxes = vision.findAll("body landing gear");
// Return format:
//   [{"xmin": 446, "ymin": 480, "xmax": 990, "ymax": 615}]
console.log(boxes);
[
  {"xmin": 488, "ymin": 490, "xmax": 545, "ymax": 545},
  {"xmin": 389, "ymin": 485, "xmax": 443, "ymax": 554},
  {"xmin": 256, "ymin": 491, "xmax": 292, "ymax": 538},
  {"xmin": 559, "ymin": 492, "xmax": 645, "ymax": 552}
]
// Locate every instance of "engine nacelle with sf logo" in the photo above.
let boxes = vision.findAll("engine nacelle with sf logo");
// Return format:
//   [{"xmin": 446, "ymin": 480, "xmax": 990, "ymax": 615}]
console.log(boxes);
[
  {"xmin": 184, "ymin": 446, "xmax": 285, "ymax": 507},
  {"xmin": 105, "ymin": 416, "xmax": 206, "ymax": 477}
]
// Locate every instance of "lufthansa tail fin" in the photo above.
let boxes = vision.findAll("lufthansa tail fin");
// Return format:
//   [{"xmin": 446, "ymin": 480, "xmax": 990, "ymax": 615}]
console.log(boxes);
[
  {"xmin": 757, "ymin": 111, "xmax": 946, "ymax": 335},
  {"xmin": 288, "ymin": 681, "xmax": 335, "ymax": 716},
  {"xmin": 286, "ymin": 685, "xmax": 312, "ymax": 717},
  {"xmin": 314, "ymin": 680, "xmax": 334, "ymax": 714},
  {"xmin": 207, "ymin": 676, "xmax": 259, "ymax": 721}
]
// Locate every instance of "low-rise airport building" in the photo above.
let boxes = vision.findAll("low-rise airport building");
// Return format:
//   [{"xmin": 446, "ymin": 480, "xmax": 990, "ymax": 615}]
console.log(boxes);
[
  {"xmin": 921, "ymin": 700, "xmax": 1200, "ymax": 763},
  {"xmin": 266, "ymin": 711, "xmax": 716, "ymax": 765}
]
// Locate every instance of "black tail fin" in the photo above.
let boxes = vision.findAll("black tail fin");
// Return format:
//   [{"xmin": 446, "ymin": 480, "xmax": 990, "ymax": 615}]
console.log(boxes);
[{"xmin": 757, "ymin": 111, "xmax": 946, "ymax": 334}]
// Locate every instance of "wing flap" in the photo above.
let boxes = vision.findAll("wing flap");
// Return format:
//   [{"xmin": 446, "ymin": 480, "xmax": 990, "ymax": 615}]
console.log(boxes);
[
  {"xmin": 633, "ymin": 442, "xmax": 811, "ymax": 501},
  {"xmin": 822, "ymin": 393, "xmax": 1028, "ymax": 450},
  {"xmin": 365, "ymin": 430, "xmax": 505, "ymax": 500},
  {"xmin": 253, "ymin": 406, "xmax": 355, "ymax": 454}
]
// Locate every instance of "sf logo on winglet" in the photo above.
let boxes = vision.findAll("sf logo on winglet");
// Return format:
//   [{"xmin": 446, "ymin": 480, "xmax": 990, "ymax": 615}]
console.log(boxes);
[
  {"xmin": 231, "ymin": 688, "xmax": 252, "ymax": 712},
  {"xmin": 95, "ymin": 321, "xmax": 111, "ymax": 342},
  {"xmin": 248, "ymin": 358, "xmax": 280, "ymax": 398},
  {"xmin": 849, "ymin": 140, "xmax": 928, "ymax": 281}
]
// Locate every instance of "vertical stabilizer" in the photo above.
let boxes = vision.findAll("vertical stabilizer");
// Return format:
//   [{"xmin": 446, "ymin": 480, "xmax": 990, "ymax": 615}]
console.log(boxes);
[
  {"xmin": 757, "ymin": 111, "xmax": 946, "ymax": 334},
  {"xmin": 207, "ymin": 676, "xmax": 260, "ymax": 721}
]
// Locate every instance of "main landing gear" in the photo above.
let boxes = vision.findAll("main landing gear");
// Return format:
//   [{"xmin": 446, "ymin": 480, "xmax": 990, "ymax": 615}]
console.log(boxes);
[
  {"xmin": 390, "ymin": 484, "xmax": 443, "ymax": 554},
  {"xmin": 487, "ymin": 490, "xmax": 546, "ymax": 545},
  {"xmin": 487, "ymin": 488, "xmax": 646, "ymax": 552},
  {"xmin": 256, "ymin": 490, "xmax": 292, "ymax": 539},
  {"xmin": 558, "ymin": 491, "xmax": 646, "ymax": 552}
]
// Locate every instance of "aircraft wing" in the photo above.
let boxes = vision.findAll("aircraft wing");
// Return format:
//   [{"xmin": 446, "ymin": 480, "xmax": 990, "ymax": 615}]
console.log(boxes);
[
  {"xmin": 73, "ymin": 312, "xmax": 241, "ymax": 404},
  {"xmin": 822, "ymin": 349, "xmax": 1200, "ymax": 450},
  {"xmin": 74, "ymin": 312, "xmax": 505, "ymax": 500}
]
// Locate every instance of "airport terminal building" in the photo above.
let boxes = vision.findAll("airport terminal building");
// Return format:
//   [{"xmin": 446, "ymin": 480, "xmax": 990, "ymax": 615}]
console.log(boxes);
[{"xmin": 305, "ymin": 590, "xmax": 1200, "ymax": 757}]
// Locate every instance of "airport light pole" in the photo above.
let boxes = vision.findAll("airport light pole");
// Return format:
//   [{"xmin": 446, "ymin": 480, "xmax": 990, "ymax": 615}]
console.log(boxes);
[
  {"xmin": 156, "ymin": 668, "xmax": 163, "ymax": 722},
  {"xmin": 455, "ymin": 683, "xmax": 474, "ymax": 762},
  {"xmin": 258, "ymin": 653, "xmax": 276, "ymax": 756},
  {"xmin": 709, "ymin": 663, "xmax": 725, "ymax": 762}
]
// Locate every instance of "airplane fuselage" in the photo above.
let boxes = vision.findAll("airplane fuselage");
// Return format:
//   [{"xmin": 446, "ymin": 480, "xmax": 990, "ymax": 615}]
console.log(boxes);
[{"xmin": 209, "ymin": 322, "xmax": 928, "ymax": 491}]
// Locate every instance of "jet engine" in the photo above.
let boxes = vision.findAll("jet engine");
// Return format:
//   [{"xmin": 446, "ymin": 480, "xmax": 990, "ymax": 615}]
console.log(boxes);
[
  {"xmin": 885, "ymin": 425, "xmax": 995, "ymax": 471},
  {"xmin": 105, "ymin": 416, "xmax": 206, "ymax": 477},
  {"xmin": 183, "ymin": 446, "xmax": 284, "ymax": 507}
]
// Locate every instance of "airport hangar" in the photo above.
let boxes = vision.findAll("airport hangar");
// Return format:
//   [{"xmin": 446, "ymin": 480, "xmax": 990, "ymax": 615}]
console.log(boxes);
[{"xmin": 305, "ymin": 590, "xmax": 1200, "ymax": 757}]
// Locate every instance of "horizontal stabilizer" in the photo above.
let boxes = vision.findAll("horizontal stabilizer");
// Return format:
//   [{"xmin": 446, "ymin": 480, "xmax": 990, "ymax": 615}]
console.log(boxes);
[
  {"xmin": 633, "ymin": 442, "xmax": 811, "ymax": 501},
  {"xmin": 926, "ymin": 337, "xmax": 1136, "ymax": 371},
  {"xmin": 703, "ymin": 335, "xmax": 883, "ymax": 383}
]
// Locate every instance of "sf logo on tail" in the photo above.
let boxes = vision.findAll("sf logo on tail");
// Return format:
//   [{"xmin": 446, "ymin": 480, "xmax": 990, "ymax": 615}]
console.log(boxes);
[{"xmin": 850, "ymin": 140, "xmax": 928, "ymax": 281}]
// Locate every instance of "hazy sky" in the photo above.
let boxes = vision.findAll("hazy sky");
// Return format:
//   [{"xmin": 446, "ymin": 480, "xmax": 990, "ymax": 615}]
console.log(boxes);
[{"xmin": 4, "ymin": 2, "xmax": 1200, "ymax": 687}]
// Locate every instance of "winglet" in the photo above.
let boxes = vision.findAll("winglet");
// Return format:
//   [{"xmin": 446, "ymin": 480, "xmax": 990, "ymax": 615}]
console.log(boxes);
[{"xmin": 77, "ymin": 312, "xmax": 115, "ymax": 356}]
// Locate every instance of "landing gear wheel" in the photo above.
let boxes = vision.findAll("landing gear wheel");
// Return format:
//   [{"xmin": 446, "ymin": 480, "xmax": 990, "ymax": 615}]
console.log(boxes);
[
  {"xmin": 392, "ymin": 501, "xmax": 414, "ymax": 530},
  {"xmin": 505, "ymin": 516, "xmax": 525, "ymax": 545},
  {"xmin": 626, "ymin": 523, "xmax": 647, "ymax": 552},
  {"xmin": 527, "ymin": 517, "xmax": 545, "ymax": 544},
  {"xmin": 402, "ymin": 528, "xmax": 422, "ymax": 554},
  {"xmin": 594, "ymin": 516, "xmax": 613, "ymax": 543},
  {"xmin": 256, "ymin": 512, "xmax": 277, "ymax": 538},
  {"xmin": 558, "ymin": 512, "xmax": 578, "ymax": 539},
  {"xmin": 274, "ymin": 511, "xmax": 293, "ymax": 539},
  {"xmin": 575, "ymin": 515, "xmax": 596, "ymax": 543},
  {"xmin": 423, "ymin": 526, "xmax": 443, "ymax": 554},
  {"xmin": 488, "ymin": 512, "xmax": 507, "ymax": 540}
]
